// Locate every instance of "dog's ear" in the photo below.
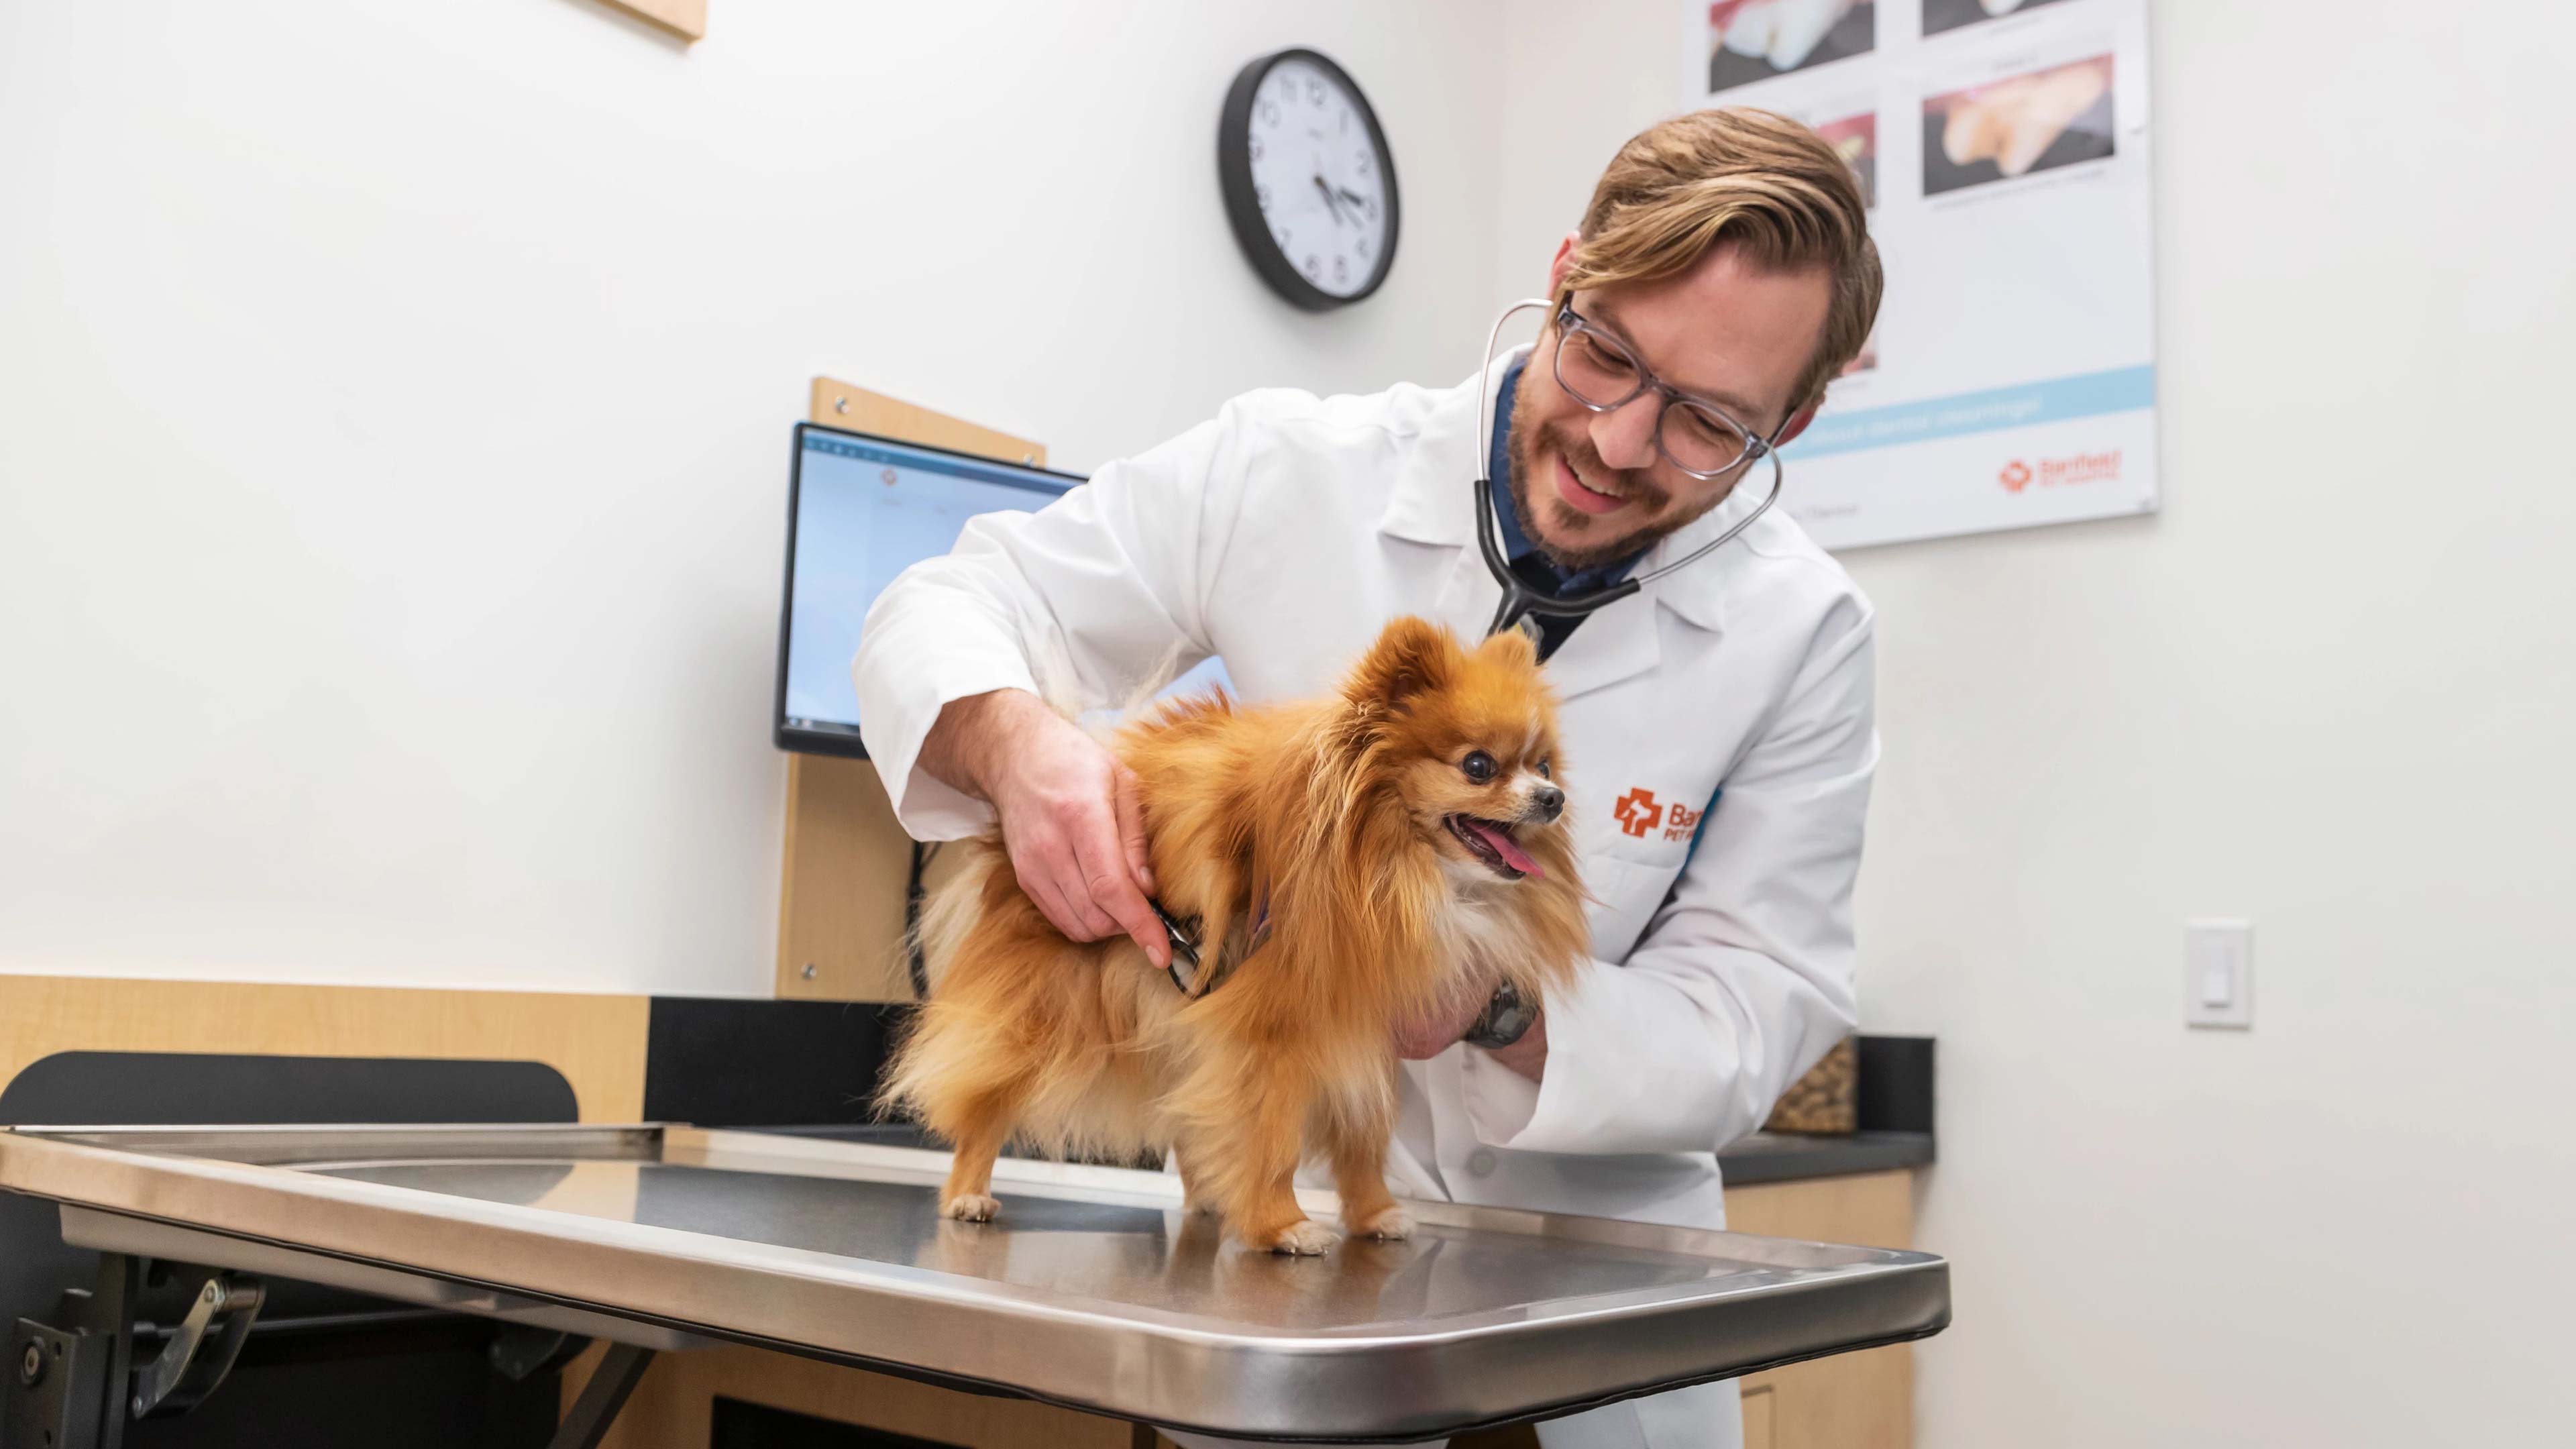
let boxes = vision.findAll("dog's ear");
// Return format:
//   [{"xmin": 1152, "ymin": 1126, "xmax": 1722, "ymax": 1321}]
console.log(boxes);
[
  {"xmin": 1478, "ymin": 627, "xmax": 1540, "ymax": 672},
  {"xmin": 1343, "ymin": 616, "xmax": 1462, "ymax": 712}
]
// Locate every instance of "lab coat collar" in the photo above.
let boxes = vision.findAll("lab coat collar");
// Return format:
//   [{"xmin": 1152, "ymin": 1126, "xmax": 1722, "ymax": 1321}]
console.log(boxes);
[
  {"xmin": 1377, "ymin": 349, "xmax": 1741, "ymax": 641},
  {"xmin": 1375, "ymin": 353, "xmax": 1505, "ymax": 550}
]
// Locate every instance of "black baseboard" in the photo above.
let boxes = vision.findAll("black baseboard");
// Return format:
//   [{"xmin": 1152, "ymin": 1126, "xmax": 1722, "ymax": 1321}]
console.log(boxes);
[{"xmin": 643, "ymin": 998, "xmax": 913, "ymax": 1129}]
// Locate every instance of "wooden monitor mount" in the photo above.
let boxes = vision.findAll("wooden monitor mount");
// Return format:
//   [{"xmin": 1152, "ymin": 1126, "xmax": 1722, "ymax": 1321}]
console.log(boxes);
[{"xmin": 776, "ymin": 379, "xmax": 1044, "ymax": 1003}]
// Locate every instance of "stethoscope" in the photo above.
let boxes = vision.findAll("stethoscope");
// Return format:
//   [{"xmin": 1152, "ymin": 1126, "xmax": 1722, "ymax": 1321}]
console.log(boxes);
[{"xmin": 1472, "ymin": 298, "xmax": 1790, "ymax": 639}]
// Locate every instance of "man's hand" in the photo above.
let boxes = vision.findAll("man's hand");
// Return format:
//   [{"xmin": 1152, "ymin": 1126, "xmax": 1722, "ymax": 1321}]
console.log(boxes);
[
  {"xmin": 1393, "ymin": 978, "xmax": 1489, "ymax": 1059},
  {"xmin": 1395, "ymin": 979, "xmax": 1549, "ymax": 1083},
  {"xmin": 916, "ymin": 689, "xmax": 1171, "ymax": 970}
]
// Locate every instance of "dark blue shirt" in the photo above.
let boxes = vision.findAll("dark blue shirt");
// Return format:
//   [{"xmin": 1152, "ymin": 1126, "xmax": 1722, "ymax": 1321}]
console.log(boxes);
[{"xmin": 1487, "ymin": 358, "xmax": 1646, "ymax": 659}]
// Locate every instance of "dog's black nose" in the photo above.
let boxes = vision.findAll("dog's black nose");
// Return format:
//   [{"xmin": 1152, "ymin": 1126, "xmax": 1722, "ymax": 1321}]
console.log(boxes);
[{"xmin": 1528, "ymin": 784, "xmax": 1564, "ymax": 822}]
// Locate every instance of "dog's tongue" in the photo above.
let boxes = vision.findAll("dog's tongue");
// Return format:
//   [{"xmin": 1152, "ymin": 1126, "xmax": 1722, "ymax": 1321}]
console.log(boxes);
[{"xmin": 1464, "ymin": 818, "xmax": 1543, "ymax": 877}]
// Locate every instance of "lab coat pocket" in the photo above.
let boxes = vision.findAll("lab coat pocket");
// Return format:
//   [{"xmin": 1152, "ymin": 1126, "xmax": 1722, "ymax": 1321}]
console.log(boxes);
[{"xmin": 1580, "ymin": 855, "xmax": 1680, "ymax": 965}]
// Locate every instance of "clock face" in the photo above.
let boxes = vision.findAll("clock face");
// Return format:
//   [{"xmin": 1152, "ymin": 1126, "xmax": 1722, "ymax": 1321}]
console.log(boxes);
[{"xmin": 1218, "ymin": 50, "xmax": 1399, "ymax": 309}]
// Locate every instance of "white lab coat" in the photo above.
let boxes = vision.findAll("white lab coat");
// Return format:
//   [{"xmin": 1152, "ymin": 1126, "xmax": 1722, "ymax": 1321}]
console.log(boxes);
[{"xmin": 853, "ymin": 352, "xmax": 1876, "ymax": 1449}]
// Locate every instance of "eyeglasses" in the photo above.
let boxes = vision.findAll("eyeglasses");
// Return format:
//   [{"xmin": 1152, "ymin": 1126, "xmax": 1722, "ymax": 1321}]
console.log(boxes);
[{"xmin": 1550, "ymin": 303, "xmax": 1773, "ymax": 480}]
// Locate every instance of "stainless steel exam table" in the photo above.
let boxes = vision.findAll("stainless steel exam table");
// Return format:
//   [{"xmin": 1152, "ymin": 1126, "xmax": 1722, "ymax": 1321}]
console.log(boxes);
[{"xmin": 0, "ymin": 1124, "xmax": 1949, "ymax": 1447}]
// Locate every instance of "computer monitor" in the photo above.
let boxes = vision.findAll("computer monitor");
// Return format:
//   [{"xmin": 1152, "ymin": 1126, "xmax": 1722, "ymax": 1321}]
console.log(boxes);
[
  {"xmin": 773, "ymin": 423, "xmax": 1083, "ymax": 759},
  {"xmin": 775, "ymin": 421, "xmax": 1237, "ymax": 759}
]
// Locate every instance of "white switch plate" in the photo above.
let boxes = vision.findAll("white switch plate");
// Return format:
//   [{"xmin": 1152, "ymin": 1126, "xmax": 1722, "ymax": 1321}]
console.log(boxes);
[{"xmin": 2185, "ymin": 920, "xmax": 2253, "ymax": 1030}]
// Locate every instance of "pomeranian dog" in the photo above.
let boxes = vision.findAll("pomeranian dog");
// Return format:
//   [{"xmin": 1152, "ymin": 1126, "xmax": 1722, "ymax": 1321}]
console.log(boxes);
[{"xmin": 877, "ymin": 616, "xmax": 1591, "ymax": 1254}]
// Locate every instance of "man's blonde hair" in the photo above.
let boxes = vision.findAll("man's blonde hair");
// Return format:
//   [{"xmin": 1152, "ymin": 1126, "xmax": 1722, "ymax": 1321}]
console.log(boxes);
[{"xmin": 1559, "ymin": 108, "xmax": 1882, "ymax": 420}]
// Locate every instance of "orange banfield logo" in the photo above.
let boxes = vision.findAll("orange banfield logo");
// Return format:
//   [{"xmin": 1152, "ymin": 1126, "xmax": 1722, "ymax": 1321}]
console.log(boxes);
[
  {"xmin": 1613, "ymin": 787, "xmax": 1663, "ymax": 839},
  {"xmin": 2001, "ymin": 449, "xmax": 2121, "ymax": 492},
  {"xmin": 1660, "ymin": 800, "xmax": 1705, "ymax": 842}
]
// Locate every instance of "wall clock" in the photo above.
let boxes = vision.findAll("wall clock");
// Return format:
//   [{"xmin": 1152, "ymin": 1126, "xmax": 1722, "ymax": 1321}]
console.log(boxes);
[{"xmin": 1218, "ymin": 48, "xmax": 1399, "ymax": 311}]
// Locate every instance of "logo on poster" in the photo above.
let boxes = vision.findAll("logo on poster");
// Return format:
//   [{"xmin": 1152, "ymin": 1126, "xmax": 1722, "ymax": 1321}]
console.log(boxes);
[{"xmin": 2000, "ymin": 449, "xmax": 2122, "ymax": 493}]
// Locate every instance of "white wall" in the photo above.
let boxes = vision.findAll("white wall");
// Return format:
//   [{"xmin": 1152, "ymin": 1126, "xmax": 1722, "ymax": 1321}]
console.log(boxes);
[
  {"xmin": 0, "ymin": 0, "xmax": 1503, "ymax": 995},
  {"xmin": 1491, "ymin": 1, "xmax": 2575, "ymax": 1442}
]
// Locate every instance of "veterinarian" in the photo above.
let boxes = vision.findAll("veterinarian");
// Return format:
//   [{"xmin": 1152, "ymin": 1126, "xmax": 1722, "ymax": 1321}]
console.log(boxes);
[{"xmin": 855, "ymin": 107, "xmax": 1881, "ymax": 1449}]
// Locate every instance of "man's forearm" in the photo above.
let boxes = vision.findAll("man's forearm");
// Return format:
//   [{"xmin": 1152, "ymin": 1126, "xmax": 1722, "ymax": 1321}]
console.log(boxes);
[{"xmin": 912, "ymin": 688, "xmax": 1044, "ymax": 804}]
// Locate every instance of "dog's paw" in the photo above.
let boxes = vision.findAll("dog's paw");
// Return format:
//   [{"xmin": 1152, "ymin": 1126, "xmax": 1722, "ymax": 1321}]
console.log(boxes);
[
  {"xmin": 1264, "ymin": 1219, "xmax": 1340, "ymax": 1256},
  {"xmin": 943, "ymin": 1193, "xmax": 1001, "ymax": 1223},
  {"xmin": 1352, "ymin": 1204, "xmax": 1414, "ymax": 1241}
]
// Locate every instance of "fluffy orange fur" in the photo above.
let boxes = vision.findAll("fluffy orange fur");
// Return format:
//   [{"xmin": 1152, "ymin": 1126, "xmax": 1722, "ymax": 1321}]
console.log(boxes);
[{"xmin": 877, "ymin": 617, "xmax": 1592, "ymax": 1253}]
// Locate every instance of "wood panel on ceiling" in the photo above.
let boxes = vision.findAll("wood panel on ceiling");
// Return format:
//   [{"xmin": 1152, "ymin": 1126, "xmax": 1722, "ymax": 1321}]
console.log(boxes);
[
  {"xmin": 777, "ymin": 379, "xmax": 1044, "ymax": 1003},
  {"xmin": 593, "ymin": 0, "xmax": 707, "ymax": 42},
  {"xmin": 0, "ymin": 976, "xmax": 650, "ymax": 1123}
]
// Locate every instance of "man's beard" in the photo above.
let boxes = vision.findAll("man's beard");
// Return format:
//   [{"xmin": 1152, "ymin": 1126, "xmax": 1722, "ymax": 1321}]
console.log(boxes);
[{"xmin": 1503, "ymin": 400, "xmax": 1712, "ymax": 573}]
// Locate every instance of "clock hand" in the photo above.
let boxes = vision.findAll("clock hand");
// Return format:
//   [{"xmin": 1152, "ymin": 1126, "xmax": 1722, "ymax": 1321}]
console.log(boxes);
[
  {"xmin": 1336, "ymin": 185, "xmax": 1367, "ymax": 209},
  {"xmin": 1313, "ymin": 174, "xmax": 1348, "ymax": 227}
]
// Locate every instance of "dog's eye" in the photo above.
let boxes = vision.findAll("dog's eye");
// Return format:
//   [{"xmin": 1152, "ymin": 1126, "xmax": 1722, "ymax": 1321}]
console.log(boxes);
[
  {"xmin": 1461, "ymin": 751, "xmax": 1497, "ymax": 784},
  {"xmin": 1536, "ymin": 758, "xmax": 1552, "ymax": 779}
]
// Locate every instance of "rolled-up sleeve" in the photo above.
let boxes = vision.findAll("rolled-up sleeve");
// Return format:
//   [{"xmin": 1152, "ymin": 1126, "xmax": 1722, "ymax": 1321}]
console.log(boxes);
[
  {"xmin": 1458, "ymin": 609, "xmax": 1877, "ymax": 1156},
  {"xmin": 853, "ymin": 409, "xmax": 1257, "ymax": 839}
]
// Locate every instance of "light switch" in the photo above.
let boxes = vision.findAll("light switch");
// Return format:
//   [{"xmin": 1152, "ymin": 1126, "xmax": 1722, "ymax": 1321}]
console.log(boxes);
[
  {"xmin": 2186, "ymin": 920, "xmax": 2253, "ymax": 1029},
  {"xmin": 2199, "ymin": 963, "xmax": 2232, "ymax": 1008}
]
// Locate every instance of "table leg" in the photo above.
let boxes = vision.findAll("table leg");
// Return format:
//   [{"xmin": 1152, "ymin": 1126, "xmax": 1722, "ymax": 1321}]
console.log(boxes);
[{"xmin": 549, "ymin": 1341, "xmax": 657, "ymax": 1449}]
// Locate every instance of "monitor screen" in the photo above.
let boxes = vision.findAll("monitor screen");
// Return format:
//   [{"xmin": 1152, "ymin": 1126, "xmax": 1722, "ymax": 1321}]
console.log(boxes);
[
  {"xmin": 775, "ymin": 421, "xmax": 1235, "ymax": 758},
  {"xmin": 774, "ymin": 423, "xmax": 1082, "ymax": 757}
]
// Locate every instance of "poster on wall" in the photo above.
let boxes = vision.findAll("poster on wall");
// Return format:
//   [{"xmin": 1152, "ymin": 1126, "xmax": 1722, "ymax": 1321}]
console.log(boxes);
[{"xmin": 1682, "ymin": 0, "xmax": 2156, "ymax": 551}]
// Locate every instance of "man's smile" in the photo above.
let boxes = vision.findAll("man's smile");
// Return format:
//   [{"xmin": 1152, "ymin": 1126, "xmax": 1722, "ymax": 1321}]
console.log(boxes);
[{"xmin": 1552, "ymin": 452, "xmax": 1632, "ymax": 517}]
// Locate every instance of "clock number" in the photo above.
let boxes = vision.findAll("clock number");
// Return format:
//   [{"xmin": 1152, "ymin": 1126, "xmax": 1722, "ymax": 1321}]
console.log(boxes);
[
  {"xmin": 1356, "ymin": 235, "xmax": 1372, "ymax": 259},
  {"xmin": 1355, "ymin": 154, "xmax": 1372, "ymax": 177},
  {"xmin": 1259, "ymin": 101, "xmax": 1279, "ymax": 127},
  {"xmin": 1248, "ymin": 137, "xmax": 1263, "ymax": 162},
  {"xmin": 1304, "ymin": 254, "xmax": 1320, "ymax": 278},
  {"xmin": 1306, "ymin": 78, "xmax": 1324, "ymax": 106},
  {"xmin": 1255, "ymin": 184, "xmax": 1269, "ymax": 213},
  {"xmin": 1334, "ymin": 256, "xmax": 1348, "ymax": 284}
]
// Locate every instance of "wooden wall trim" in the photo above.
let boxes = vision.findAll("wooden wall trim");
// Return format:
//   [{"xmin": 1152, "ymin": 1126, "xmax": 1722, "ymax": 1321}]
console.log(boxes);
[
  {"xmin": 808, "ymin": 378, "xmax": 1046, "ymax": 469},
  {"xmin": 0, "ymin": 976, "xmax": 650, "ymax": 1123},
  {"xmin": 777, "ymin": 380, "xmax": 1046, "ymax": 1002}
]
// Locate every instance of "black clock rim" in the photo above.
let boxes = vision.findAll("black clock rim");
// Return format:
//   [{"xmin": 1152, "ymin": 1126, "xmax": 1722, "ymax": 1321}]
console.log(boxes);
[{"xmin": 1217, "ymin": 47, "xmax": 1401, "ymax": 312}]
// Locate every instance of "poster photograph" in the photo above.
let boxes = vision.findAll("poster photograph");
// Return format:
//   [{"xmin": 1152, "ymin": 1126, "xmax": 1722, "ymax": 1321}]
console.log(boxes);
[
  {"xmin": 1919, "ymin": 0, "xmax": 2077, "ymax": 38},
  {"xmin": 1678, "ymin": 0, "xmax": 2157, "ymax": 551},
  {"xmin": 1704, "ymin": 1, "xmax": 1878, "ymax": 94},
  {"xmin": 1923, "ymin": 53, "xmax": 2114, "ymax": 195}
]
